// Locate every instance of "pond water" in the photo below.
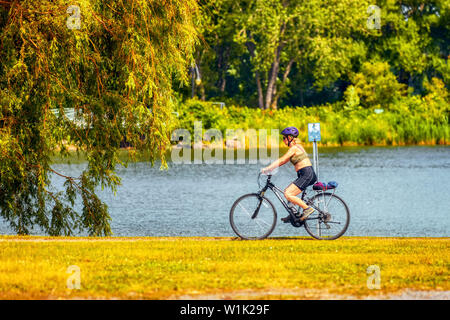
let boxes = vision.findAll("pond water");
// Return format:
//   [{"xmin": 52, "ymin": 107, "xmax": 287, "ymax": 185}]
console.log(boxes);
[{"xmin": 1, "ymin": 146, "xmax": 449, "ymax": 237}]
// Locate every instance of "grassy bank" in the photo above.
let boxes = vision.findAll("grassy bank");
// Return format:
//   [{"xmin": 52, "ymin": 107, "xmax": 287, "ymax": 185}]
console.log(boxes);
[
  {"xmin": 0, "ymin": 236, "xmax": 448, "ymax": 299},
  {"xmin": 175, "ymin": 98, "xmax": 449, "ymax": 147}
]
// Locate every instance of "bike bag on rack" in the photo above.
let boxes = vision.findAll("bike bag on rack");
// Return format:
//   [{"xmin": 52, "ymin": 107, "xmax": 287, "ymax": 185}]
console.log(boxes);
[
  {"xmin": 313, "ymin": 181, "xmax": 338, "ymax": 190},
  {"xmin": 327, "ymin": 181, "xmax": 338, "ymax": 189}
]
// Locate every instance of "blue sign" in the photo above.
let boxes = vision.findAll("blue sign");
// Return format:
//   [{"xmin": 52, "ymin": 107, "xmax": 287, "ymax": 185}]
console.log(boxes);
[{"xmin": 308, "ymin": 123, "xmax": 321, "ymax": 142}]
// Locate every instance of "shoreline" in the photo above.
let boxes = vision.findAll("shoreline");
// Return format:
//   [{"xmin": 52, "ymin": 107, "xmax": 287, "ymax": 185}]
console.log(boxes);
[
  {"xmin": 49, "ymin": 143, "xmax": 449, "ymax": 164},
  {"xmin": 1, "ymin": 235, "xmax": 449, "ymax": 241},
  {"xmin": 58, "ymin": 140, "xmax": 449, "ymax": 153}
]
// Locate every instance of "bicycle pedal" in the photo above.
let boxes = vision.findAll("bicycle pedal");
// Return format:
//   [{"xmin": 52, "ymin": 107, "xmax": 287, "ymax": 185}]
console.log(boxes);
[{"xmin": 290, "ymin": 219, "xmax": 304, "ymax": 228}]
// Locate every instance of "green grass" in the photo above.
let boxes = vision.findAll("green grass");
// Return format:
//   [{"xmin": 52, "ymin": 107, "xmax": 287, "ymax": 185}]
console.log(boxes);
[{"xmin": 0, "ymin": 236, "xmax": 448, "ymax": 299}]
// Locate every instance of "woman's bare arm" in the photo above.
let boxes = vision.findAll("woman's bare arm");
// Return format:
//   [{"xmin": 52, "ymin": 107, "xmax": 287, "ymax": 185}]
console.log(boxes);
[{"xmin": 261, "ymin": 148, "xmax": 294, "ymax": 173}]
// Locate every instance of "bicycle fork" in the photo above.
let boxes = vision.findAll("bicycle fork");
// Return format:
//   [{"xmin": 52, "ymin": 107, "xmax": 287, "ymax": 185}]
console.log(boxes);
[
  {"xmin": 251, "ymin": 196, "xmax": 263, "ymax": 219},
  {"xmin": 252, "ymin": 187, "xmax": 270, "ymax": 219}
]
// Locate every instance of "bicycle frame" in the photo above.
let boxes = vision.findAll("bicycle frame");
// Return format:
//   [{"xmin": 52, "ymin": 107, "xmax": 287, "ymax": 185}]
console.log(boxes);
[
  {"xmin": 230, "ymin": 174, "xmax": 349, "ymax": 240},
  {"xmin": 259, "ymin": 177, "xmax": 292, "ymax": 212},
  {"xmin": 256, "ymin": 174, "xmax": 336, "ymax": 221},
  {"xmin": 257, "ymin": 175, "xmax": 311, "ymax": 219}
]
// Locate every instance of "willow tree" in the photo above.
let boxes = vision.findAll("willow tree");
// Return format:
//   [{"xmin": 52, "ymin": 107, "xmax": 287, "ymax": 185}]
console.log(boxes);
[{"xmin": 0, "ymin": 0, "xmax": 199, "ymax": 235}]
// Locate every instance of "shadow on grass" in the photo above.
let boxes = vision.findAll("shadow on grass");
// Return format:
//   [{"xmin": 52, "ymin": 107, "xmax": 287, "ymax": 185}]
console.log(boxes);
[
  {"xmin": 231, "ymin": 236, "xmax": 314, "ymax": 241},
  {"xmin": 268, "ymin": 237, "xmax": 315, "ymax": 241}
]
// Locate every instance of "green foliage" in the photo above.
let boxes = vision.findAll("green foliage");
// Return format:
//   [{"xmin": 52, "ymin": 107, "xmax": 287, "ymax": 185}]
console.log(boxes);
[
  {"xmin": 175, "ymin": 94, "xmax": 448, "ymax": 146},
  {"xmin": 188, "ymin": 0, "xmax": 449, "ymax": 110},
  {"xmin": 0, "ymin": 0, "xmax": 199, "ymax": 235},
  {"xmin": 346, "ymin": 61, "xmax": 407, "ymax": 109}
]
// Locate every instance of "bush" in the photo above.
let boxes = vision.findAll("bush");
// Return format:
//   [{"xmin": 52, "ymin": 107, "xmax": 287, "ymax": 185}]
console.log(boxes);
[{"xmin": 174, "ymin": 92, "xmax": 448, "ymax": 146}]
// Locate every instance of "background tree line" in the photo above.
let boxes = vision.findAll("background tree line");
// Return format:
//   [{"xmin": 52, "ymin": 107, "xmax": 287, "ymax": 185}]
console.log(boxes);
[{"xmin": 181, "ymin": 0, "xmax": 449, "ymax": 111}]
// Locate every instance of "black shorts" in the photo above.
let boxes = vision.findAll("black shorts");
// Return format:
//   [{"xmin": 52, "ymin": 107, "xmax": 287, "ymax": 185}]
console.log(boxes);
[{"xmin": 292, "ymin": 166, "xmax": 317, "ymax": 191}]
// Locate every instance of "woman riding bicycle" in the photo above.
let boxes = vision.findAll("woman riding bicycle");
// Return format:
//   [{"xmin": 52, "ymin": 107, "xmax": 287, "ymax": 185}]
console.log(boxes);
[{"xmin": 261, "ymin": 126, "xmax": 317, "ymax": 222}]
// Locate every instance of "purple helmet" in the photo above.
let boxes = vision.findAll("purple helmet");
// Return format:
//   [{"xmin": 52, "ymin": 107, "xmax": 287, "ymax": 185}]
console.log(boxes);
[{"xmin": 281, "ymin": 126, "xmax": 299, "ymax": 137}]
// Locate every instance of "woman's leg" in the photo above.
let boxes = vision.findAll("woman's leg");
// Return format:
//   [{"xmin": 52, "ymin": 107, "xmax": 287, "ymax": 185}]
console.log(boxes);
[
  {"xmin": 284, "ymin": 183, "xmax": 308, "ymax": 209},
  {"xmin": 284, "ymin": 181, "xmax": 316, "ymax": 221}
]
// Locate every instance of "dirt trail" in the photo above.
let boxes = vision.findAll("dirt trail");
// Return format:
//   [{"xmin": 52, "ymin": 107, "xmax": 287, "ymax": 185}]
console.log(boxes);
[{"xmin": 168, "ymin": 288, "xmax": 450, "ymax": 300}]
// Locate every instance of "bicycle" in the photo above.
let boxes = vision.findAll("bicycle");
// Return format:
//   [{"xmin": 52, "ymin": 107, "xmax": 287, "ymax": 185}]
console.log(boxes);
[{"xmin": 229, "ymin": 172, "xmax": 350, "ymax": 240}]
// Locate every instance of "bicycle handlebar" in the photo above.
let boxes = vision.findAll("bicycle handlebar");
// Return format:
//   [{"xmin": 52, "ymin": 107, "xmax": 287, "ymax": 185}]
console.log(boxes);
[{"xmin": 257, "ymin": 171, "xmax": 272, "ymax": 188}]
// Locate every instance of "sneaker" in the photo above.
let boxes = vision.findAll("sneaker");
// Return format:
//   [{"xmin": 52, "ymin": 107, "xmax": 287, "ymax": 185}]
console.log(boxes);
[
  {"xmin": 300, "ymin": 207, "xmax": 315, "ymax": 221},
  {"xmin": 281, "ymin": 206, "xmax": 298, "ymax": 223}
]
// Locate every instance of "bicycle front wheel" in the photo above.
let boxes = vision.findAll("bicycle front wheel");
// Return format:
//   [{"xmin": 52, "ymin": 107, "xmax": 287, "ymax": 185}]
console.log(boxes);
[
  {"xmin": 229, "ymin": 193, "xmax": 277, "ymax": 240},
  {"xmin": 304, "ymin": 192, "xmax": 350, "ymax": 240}
]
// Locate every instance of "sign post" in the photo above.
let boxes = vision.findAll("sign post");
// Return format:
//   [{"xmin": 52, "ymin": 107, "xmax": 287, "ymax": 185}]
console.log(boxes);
[{"xmin": 308, "ymin": 123, "xmax": 321, "ymax": 180}]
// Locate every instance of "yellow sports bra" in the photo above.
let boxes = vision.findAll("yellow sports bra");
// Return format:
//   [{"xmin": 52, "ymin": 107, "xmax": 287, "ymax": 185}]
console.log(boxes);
[{"xmin": 290, "ymin": 146, "xmax": 308, "ymax": 165}]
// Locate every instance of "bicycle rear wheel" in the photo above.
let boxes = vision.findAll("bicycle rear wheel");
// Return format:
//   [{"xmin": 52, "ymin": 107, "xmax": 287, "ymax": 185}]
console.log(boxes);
[
  {"xmin": 230, "ymin": 193, "xmax": 277, "ymax": 240},
  {"xmin": 304, "ymin": 192, "xmax": 350, "ymax": 240}
]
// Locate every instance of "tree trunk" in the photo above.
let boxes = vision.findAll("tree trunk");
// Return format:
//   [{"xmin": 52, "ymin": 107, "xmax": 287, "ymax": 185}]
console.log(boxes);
[
  {"xmin": 272, "ymin": 84, "xmax": 278, "ymax": 110},
  {"xmin": 256, "ymin": 71, "xmax": 264, "ymax": 109},
  {"xmin": 200, "ymin": 84, "xmax": 206, "ymax": 101},
  {"xmin": 220, "ymin": 76, "xmax": 226, "ymax": 92},
  {"xmin": 245, "ymin": 35, "xmax": 265, "ymax": 109},
  {"xmin": 265, "ymin": 22, "xmax": 286, "ymax": 109},
  {"xmin": 216, "ymin": 43, "xmax": 230, "ymax": 93},
  {"xmin": 272, "ymin": 58, "xmax": 295, "ymax": 109},
  {"xmin": 265, "ymin": 47, "xmax": 281, "ymax": 109},
  {"xmin": 195, "ymin": 57, "xmax": 206, "ymax": 101}
]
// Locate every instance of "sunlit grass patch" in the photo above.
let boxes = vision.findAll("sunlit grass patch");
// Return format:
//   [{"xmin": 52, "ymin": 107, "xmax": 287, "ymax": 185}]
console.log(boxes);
[{"xmin": 0, "ymin": 236, "xmax": 448, "ymax": 299}]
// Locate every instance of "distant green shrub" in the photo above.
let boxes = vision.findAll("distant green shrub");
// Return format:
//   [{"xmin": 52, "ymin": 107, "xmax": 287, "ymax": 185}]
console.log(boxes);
[{"xmin": 174, "ymin": 83, "xmax": 448, "ymax": 145}]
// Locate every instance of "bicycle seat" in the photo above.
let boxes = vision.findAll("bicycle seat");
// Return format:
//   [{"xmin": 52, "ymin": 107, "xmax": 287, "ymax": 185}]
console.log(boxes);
[{"xmin": 313, "ymin": 181, "xmax": 338, "ymax": 190}]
